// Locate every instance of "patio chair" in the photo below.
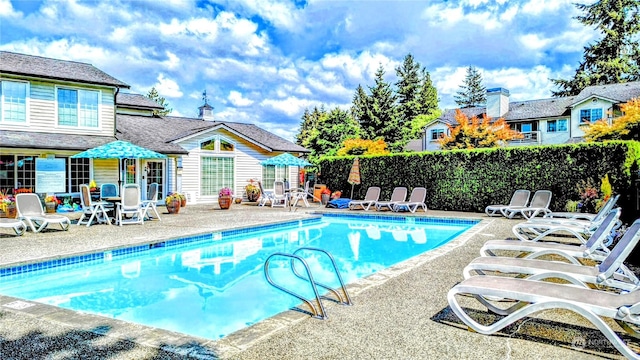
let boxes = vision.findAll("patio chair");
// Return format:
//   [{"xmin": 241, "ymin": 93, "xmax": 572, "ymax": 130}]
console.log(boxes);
[
  {"xmin": 447, "ymin": 275, "xmax": 640, "ymax": 360},
  {"xmin": 100, "ymin": 183, "xmax": 119, "ymax": 211},
  {"xmin": 392, "ymin": 187, "xmax": 427, "ymax": 213},
  {"xmin": 349, "ymin": 186, "xmax": 381, "ymax": 211},
  {"xmin": 500, "ymin": 189, "xmax": 552, "ymax": 219},
  {"xmin": 78, "ymin": 184, "xmax": 112, "ymax": 227},
  {"xmin": 141, "ymin": 182, "xmax": 161, "ymax": 221},
  {"xmin": 290, "ymin": 181, "xmax": 314, "ymax": 208},
  {"xmin": 15, "ymin": 193, "xmax": 71, "ymax": 233},
  {"xmin": 0, "ymin": 218, "xmax": 27, "ymax": 236},
  {"xmin": 271, "ymin": 181, "xmax": 288, "ymax": 208},
  {"xmin": 463, "ymin": 218, "xmax": 640, "ymax": 292},
  {"xmin": 257, "ymin": 181, "xmax": 274, "ymax": 207},
  {"xmin": 480, "ymin": 207, "xmax": 621, "ymax": 262},
  {"xmin": 375, "ymin": 186, "xmax": 407, "ymax": 211},
  {"xmin": 484, "ymin": 190, "xmax": 530, "ymax": 217},
  {"xmin": 512, "ymin": 206, "xmax": 620, "ymax": 243},
  {"xmin": 541, "ymin": 194, "xmax": 620, "ymax": 222},
  {"xmin": 116, "ymin": 184, "xmax": 144, "ymax": 226}
]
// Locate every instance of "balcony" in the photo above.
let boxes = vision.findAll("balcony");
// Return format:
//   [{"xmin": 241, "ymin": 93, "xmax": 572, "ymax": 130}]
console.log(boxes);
[{"xmin": 509, "ymin": 131, "xmax": 540, "ymax": 145}]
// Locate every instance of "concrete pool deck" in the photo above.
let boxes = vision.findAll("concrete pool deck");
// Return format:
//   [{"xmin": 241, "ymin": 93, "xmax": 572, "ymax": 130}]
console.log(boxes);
[{"xmin": 0, "ymin": 202, "xmax": 629, "ymax": 359}]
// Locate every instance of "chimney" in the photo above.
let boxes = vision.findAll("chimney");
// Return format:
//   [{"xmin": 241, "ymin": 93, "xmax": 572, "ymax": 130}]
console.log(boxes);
[{"xmin": 486, "ymin": 88, "xmax": 509, "ymax": 118}]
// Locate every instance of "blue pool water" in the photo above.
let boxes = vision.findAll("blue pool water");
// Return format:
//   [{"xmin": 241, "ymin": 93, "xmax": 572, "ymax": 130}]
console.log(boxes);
[{"xmin": 0, "ymin": 214, "xmax": 477, "ymax": 340}]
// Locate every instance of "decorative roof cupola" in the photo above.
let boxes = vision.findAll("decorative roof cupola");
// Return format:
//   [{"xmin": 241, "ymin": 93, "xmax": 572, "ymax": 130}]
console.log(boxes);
[{"xmin": 198, "ymin": 90, "xmax": 214, "ymax": 121}]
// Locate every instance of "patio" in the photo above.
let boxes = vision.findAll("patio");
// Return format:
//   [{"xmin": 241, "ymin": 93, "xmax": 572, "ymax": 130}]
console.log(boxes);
[{"xmin": 0, "ymin": 202, "xmax": 627, "ymax": 359}]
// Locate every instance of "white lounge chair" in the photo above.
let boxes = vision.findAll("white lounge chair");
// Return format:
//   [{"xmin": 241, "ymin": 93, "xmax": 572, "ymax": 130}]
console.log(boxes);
[
  {"xmin": 484, "ymin": 190, "xmax": 530, "ymax": 217},
  {"xmin": 447, "ymin": 274, "xmax": 640, "ymax": 360},
  {"xmin": 464, "ymin": 219, "xmax": 640, "ymax": 292},
  {"xmin": 141, "ymin": 182, "xmax": 162, "ymax": 220},
  {"xmin": 16, "ymin": 193, "xmax": 70, "ymax": 232},
  {"xmin": 543, "ymin": 194, "xmax": 619, "ymax": 222},
  {"xmin": 271, "ymin": 181, "xmax": 288, "ymax": 208},
  {"xmin": 78, "ymin": 184, "xmax": 112, "ymax": 227},
  {"xmin": 480, "ymin": 207, "xmax": 621, "ymax": 262},
  {"xmin": 349, "ymin": 186, "xmax": 381, "ymax": 211},
  {"xmin": 512, "ymin": 205, "xmax": 619, "ymax": 243},
  {"xmin": 257, "ymin": 181, "xmax": 274, "ymax": 207},
  {"xmin": 375, "ymin": 186, "xmax": 407, "ymax": 211},
  {"xmin": 393, "ymin": 187, "xmax": 427, "ymax": 213},
  {"xmin": 500, "ymin": 190, "xmax": 552, "ymax": 219},
  {"xmin": 0, "ymin": 218, "xmax": 27, "ymax": 236},
  {"xmin": 116, "ymin": 184, "xmax": 144, "ymax": 226}
]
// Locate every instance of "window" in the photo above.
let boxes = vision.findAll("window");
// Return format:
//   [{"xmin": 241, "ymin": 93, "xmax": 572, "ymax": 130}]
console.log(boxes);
[
  {"xmin": 68, "ymin": 158, "xmax": 91, "ymax": 193},
  {"xmin": 1, "ymin": 80, "xmax": 27, "ymax": 123},
  {"xmin": 430, "ymin": 129, "xmax": 445, "ymax": 141},
  {"xmin": 580, "ymin": 108, "xmax": 603, "ymax": 123},
  {"xmin": 547, "ymin": 119, "xmax": 568, "ymax": 132},
  {"xmin": 201, "ymin": 157, "xmax": 234, "ymax": 197},
  {"xmin": 57, "ymin": 88, "xmax": 100, "ymax": 127},
  {"xmin": 262, "ymin": 165, "xmax": 289, "ymax": 189},
  {"xmin": 200, "ymin": 136, "xmax": 235, "ymax": 152}
]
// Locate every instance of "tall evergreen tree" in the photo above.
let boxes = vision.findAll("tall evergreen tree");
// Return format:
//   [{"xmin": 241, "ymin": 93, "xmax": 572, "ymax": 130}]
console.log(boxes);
[
  {"xmin": 368, "ymin": 65, "xmax": 398, "ymax": 144},
  {"xmin": 351, "ymin": 84, "xmax": 374, "ymax": 138},
  {"xmin": 395, "ymin": 54, "xmax": 422, "ymax": 130},
  {"xmin": 552, "ymin": 0, "xmax": 640, "ymax": 96},
  {"xmin": 454, "ymin": 66, "xmax": 486, "ymax": 108},
  {"xmin": 146, "ymin": 86, "xmax": 172, "ymax": 116}
]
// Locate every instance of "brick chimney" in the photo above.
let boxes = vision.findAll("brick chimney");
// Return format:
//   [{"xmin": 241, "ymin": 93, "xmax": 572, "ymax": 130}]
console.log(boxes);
[{"xmin": 486, "ymin": 88, "xmax": 509, "ymax": 118}]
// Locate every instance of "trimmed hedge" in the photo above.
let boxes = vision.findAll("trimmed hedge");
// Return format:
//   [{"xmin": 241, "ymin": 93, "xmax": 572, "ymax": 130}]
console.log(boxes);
[{"xmin": 318, "ymin": 141, "xmax": 640, "ymax": 223}]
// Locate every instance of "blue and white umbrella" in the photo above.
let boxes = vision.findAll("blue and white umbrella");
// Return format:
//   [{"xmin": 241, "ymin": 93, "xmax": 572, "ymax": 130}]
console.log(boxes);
[
  {"xmin": 71, "ymin": 140, "xmax": 167, "ymax": 160},
  {"xmin": 259, "ymin": 153, "xmax": 311, "ymax": 167}
]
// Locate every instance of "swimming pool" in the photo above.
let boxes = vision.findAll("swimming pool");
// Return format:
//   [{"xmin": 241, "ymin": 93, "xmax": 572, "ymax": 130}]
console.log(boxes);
[{"xmin": 0, "ymin": 214, "xmax": 477, "ymax": 340}]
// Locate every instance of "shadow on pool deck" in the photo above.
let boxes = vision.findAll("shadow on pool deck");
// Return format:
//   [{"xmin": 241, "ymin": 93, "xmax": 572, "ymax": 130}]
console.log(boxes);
[{"xmin": 0, "ymin": 202, "xmax": 627, "ymax": 359}]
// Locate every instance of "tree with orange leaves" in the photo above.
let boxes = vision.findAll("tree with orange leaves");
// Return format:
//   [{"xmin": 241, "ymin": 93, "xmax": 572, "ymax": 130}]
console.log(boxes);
[
  {"xmin": 584, "ymin": 97, "xmax": 640, "ymax": 142},
  {"xmin": 336, "ymin": 138, "xmax": 389, "ymax": 156},
  {"xmin": 438, "ymin": 109, "xmax": 523, "ymax": 149}
]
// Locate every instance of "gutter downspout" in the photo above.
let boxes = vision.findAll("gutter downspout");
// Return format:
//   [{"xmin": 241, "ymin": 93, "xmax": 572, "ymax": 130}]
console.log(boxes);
[{"xmin": 114, "ymin": 87, "xmax": 120, "ymax": 139}]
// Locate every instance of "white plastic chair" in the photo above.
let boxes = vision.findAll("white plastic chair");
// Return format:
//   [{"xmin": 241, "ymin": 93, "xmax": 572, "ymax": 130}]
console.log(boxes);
[
  {"xmin": 141, "ymin": 182, "xmax": 161, "ymax": 221},
  {"xmin": 78, "ymin": 184, "xmax": 111, "ymax": 227},
  {"xmin": 271, "ymin": 181, "xmax": 288, "ymax": 208},
  {"xmin": 116, "ymin": 184, "xmax": 144, "ymax": 226}
]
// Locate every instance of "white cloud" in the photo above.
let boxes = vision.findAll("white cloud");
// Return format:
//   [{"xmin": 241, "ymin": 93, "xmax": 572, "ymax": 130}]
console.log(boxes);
[
  {"xmin": 154, "ymin": 74, "xmax": 183, "ymax": 98},
  {"xmin": 228, "ymin": 91, "xmax": 254, "ymax": 106},
  {"xmin": 0, "ymin": 0, "xmax": 22, "ymax": 18},
  {"xmin": 260, "ymin": 96, "xmax": 316, "ymax": 117}
]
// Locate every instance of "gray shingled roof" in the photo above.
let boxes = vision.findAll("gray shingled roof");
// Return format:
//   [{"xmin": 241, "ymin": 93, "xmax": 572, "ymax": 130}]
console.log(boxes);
[
  {"xmin": 117, "ymin": 93, "xmax": 164, "ymax": 110},
  {"xmin": 571, "ymin": 81, "xmax": 640, "ymax": 105},
  {"xmin": 0, "ymin": 51, "xmax": 129, "ymax": 88},
  {"xmin": 0, "ymin": 131, "xmax": 116, "ymax": 151},
  {"xmin": 116, "ymin": 114, "xmax": 308, "ymax": 154}
]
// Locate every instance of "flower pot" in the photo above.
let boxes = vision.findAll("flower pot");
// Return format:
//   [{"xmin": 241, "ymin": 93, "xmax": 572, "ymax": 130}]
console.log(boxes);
[
  {"xmin": 218, "ymin": 196, "xmax": 232, "ymax": 210},
  {"xmin": 180, "ymin": 199, "xmax": 187, "ymax": 207},
  {"xmin": 321, "ymin": 194, "xmax": 330, "ymax": 205},
  {"xmin": 1, "ymin": 205, "xmax": 16, "ymax": 219},
  {"xmin": 45, "ymin": 202, "xmax": 57, "ymax": 214},
  {"xmin": 246, "ymin": 190, "xmax": 260, "ymax": 202},
  {"xmin": 166, "ymin": 199, "xmax": 180, "ymax": 214}
]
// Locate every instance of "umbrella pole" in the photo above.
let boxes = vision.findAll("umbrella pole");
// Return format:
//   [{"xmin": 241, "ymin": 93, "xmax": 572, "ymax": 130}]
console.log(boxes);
[{"xmin": 351, "ymin": 183, "xmax": 354, "ymax": 199}]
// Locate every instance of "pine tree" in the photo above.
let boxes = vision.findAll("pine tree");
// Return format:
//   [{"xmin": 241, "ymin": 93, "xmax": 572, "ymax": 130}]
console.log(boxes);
[
  {"xmin": 146, "ymin": 86, "xmax": 172, "ymax": 116},
  {"xmin": 454, "ymin": 66, "xmax": 486, "ymax": 108},
  {"xmin": 351, "ymin": 84, "xmax": 374, "ymax": 139},
  {"xmin": 395, "ymin": 54, "xmax": 422, "ymax": 129},
  {"xmin": 552, "ymin": 0, "xmax": 640, "ymax": 96},
  {"xmin": 368, "ymin": 65, "xmax": 398, "ymax": 145}
]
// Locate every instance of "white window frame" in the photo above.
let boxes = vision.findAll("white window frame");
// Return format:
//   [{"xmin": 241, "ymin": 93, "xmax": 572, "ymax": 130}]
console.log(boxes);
[
  {"xmin": 580, "ymin": 108, "xmax": 603, "ymax": 124},
  {"xmin": 55, "ymin": 86, "xmax": 101, "ymax": 129},
  {"xmin": 0, "ymin": 79, "xmax": 29, "ymax": 124},
  {"xmin": 430, "ymin": 129, "xmax": 445, "ymax": 141},
  {"xmin": 199, "ymin": 135, "xmax": 236, "ymax": 153},
  {"xmin": 547, "ymin": 119, "xmax": 568, "ymax": 133}
]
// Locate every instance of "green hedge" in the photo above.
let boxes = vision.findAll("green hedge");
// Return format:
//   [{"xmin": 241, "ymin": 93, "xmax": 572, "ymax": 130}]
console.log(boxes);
[{"xmin": 318, "ymin": 141, "xmax": 640, "ymax": 223}]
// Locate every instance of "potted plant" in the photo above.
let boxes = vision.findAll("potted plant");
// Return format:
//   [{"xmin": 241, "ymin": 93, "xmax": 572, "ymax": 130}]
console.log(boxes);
[
  {"xmin": 245, "ymin": 179, "xmax": 261, "ymax": 202},
  {"xmin": 44, "ymin": 195, "xmax": 58, "ymax": 214},
  {"xmin": 218, "ymin": 187, "xmax": 233, "ymax": 210},
  {"xmin": 0, "ymin": 190, "xmax": 16, "ymax": 218},
  {"xmin": 165, "ymin": 193, "xmax": 181, "ymax": 214},
  {"xmin": 175, "ymin": 193, "xmax": 187, "ymax": 207},
  {"xmin": 321, "ymin": 188, "xmax": 331, "ymax": 205}
]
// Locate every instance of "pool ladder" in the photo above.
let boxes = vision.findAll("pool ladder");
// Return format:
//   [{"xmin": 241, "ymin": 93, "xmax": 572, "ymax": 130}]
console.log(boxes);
[{"xmin": 264, "ymin": 247, "xmax": 352, "ymax": 320}]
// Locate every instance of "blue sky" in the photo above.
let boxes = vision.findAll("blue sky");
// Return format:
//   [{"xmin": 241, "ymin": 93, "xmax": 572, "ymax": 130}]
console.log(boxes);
[{"xmin": 0, "ymin": 0, "xmax": 596, "ymax": 141}]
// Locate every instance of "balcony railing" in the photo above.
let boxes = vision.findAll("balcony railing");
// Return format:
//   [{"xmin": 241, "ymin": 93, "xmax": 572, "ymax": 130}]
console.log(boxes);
[{"xmin": 509, "ymin": 131, "xmax": 540, "ymax": 145}]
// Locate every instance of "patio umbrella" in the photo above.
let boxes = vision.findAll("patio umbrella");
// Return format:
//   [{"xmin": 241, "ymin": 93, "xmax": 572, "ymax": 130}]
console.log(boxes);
[
  {"xmin": 347, "ymin": 157, "xmax": 361, "ymax": 199},
  {"xmin": 259, "ymin": 153, "xmax": 311, "ymax": 167},
  {"xmin": 71, "ymin": 140, "xmax": 167, "ymax": 186}
]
